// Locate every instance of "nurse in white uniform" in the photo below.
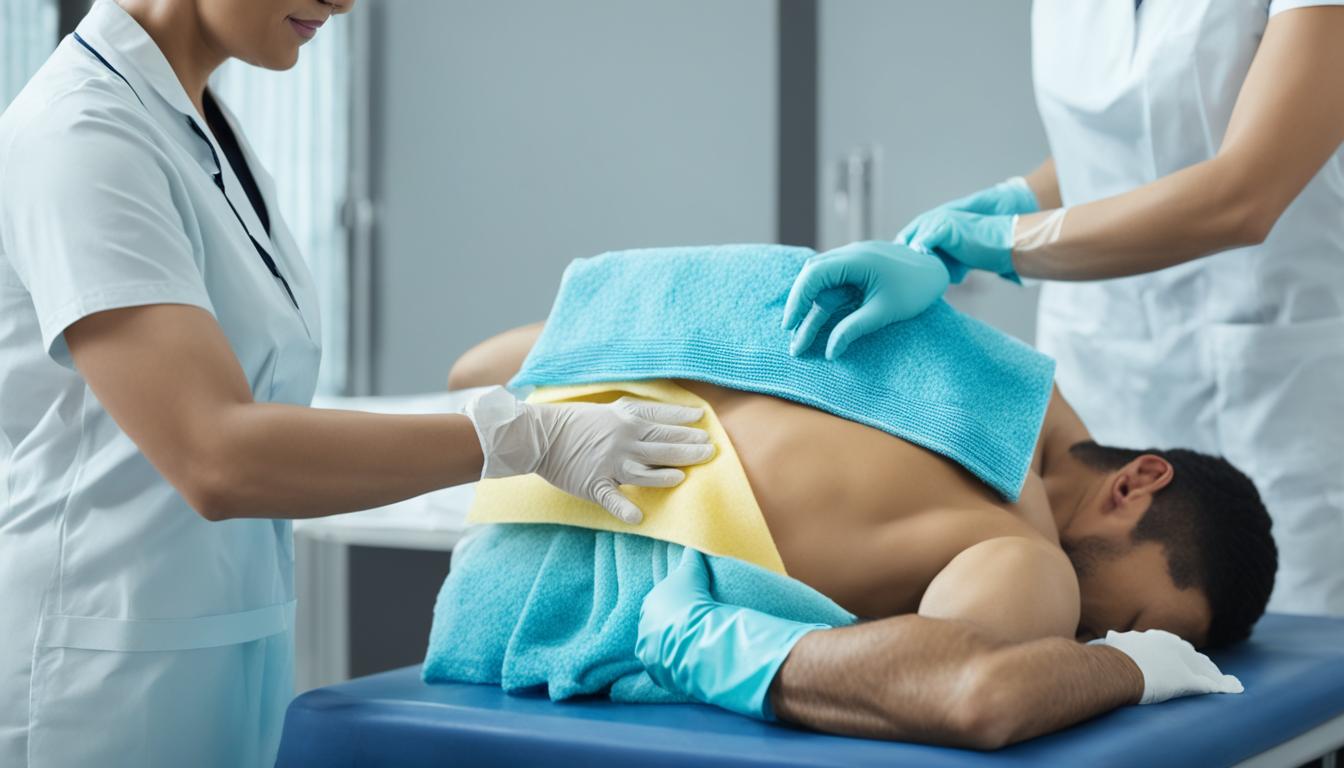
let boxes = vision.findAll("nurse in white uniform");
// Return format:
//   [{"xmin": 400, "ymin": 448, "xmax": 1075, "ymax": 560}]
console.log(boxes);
[
  {"xmin": 785, "ymin": 1, "xmax": 1344, "ymax": 616},
  {"xmin": 0, "ymin": 1, "xmax": 714, "ymax": 765}
]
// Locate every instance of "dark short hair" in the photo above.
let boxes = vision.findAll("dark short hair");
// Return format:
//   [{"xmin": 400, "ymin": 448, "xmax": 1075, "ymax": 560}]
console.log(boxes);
[{"xmin": 1069, "ymin": 441, "xmax": 1277, "ymax": 647}]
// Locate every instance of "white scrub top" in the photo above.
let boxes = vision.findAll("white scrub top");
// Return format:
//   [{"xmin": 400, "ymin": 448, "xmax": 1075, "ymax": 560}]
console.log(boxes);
[
  {"xmin": 1032, "ymin": 0, "xmax": 1344, "ymax": 614},
  {"xmin": 0, "ymin": 1, "xmax": 321, "ymax": 765}
]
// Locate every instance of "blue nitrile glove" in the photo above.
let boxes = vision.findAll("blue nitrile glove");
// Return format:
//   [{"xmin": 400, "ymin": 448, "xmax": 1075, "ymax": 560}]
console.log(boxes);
[
  {"xmin": 636, "ymin": 549, "xmax": 830, "ymax": 720},
  {"xmin": 916, "ymin": 176, "xmax": 1041, "ymax": 219},
  {"xmin": 897, "ymin": 177, "xmax": 1042, "ymax": 285},
  {"xmin": 896, "ymin": 209, "xmax": 1019, "ymax": 284},
  {"xmin": 781, "ymin": 240, "xmax": 950, "ymax": 360}
]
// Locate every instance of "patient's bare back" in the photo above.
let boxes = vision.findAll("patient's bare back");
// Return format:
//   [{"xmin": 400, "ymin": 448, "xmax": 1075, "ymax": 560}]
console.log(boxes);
[
  {"xmin": 447, "ymin": 323, "xmax": 1079, "ymax": 640},
  {"xmin": 680, "ymin": 380, "xmax": 1063, "ymax": 623}
]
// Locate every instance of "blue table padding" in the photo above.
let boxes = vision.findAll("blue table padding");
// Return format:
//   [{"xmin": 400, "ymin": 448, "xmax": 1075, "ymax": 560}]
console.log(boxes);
[{"xmin": 276, "ymin": 614, "xmax": 1344, "ymax": 767}]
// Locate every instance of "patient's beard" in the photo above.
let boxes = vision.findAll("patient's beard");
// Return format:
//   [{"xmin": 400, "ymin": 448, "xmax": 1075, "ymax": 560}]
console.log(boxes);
[{"xmin": 1061, "ymin": 535, "xmax": 1127, "ymax": 579}]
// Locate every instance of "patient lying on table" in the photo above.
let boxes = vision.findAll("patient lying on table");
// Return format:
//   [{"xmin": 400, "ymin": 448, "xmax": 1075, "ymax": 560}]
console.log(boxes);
[{"xmin": 430, "ymin": 244, "xmax": 1277, "ymax": 748}]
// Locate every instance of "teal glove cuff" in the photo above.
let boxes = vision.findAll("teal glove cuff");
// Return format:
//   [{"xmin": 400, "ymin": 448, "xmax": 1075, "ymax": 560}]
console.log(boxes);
[
  {"xmin": 936, "ymin": 253, "xmax": 970, "ymax": 285},
  {"xmin": 896, "ymin": 178, "xmax": 1035, "ymax": 283},
  {"xmin": 658, "ymin": 603, "xmax": 827, "ymax": 721},
  {"xmin": 636, "ymin": 549, "xmax": 831, "ymax": 721},
  {"xmin": 900, "ymin": 211, "xmax": 1016, "ymax": 282},
  {"xmin": 996, "ymin": 176, "xmax": 1040, "ymax": 216}
]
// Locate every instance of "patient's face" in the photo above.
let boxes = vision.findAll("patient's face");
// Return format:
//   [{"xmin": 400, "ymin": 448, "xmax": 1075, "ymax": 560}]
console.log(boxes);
[{"xmin": 1067, "ymin": 536, "xmax": 1212, "ymax": 646}]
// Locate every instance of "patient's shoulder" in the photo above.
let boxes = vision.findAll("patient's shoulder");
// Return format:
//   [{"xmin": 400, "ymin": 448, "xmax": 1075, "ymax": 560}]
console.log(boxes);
[
  {"xmin": 919, "ymin": 536, "xmax": 1080, "ymax": 644},
  {"xmin": 1033, "ymin": 384, "xmax": 1092, "ymax": 473}
]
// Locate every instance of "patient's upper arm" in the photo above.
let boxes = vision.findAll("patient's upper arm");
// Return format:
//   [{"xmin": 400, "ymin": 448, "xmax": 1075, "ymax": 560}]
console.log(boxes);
[
  {"xmin": 918, "ymin": 536, "xmax": 1080, "ymax": 644},
  {"xmin": 447, "ymin": 322, "xmax": 545, "ymax": 390}
]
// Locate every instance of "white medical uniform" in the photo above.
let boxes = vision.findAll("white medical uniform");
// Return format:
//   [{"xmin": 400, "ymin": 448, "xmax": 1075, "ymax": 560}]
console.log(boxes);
[
  {"xmin": 1032, "ymin": 0, "xmax": 1344, "ymax": 615},
  {"xmin": 0, "ymin": 1, "xmax": 321, "ymax": 765}
]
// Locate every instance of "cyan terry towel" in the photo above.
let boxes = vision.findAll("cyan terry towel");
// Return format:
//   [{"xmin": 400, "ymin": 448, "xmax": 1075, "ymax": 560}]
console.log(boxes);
[
  {"xmin": 422, "ymin": 524, "xmax": 857, "ymax": 703},
  {"xmin": 511, "ymin": 244, "xmax": 1055, "ymax": 501}
]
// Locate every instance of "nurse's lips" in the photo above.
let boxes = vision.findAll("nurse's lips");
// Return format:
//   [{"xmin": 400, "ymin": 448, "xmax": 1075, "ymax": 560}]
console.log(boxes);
[{"xmin": 287, "ymin": 17, "xmax": 324, "ymax": 39}]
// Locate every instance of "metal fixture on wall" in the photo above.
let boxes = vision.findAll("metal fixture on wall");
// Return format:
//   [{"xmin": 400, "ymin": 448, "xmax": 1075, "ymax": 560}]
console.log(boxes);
[
  {"xmin": 56, "ymin": 0, "xmax": 90, "ymax": 37},
  {"xmin": 832, "ymin": 144, "xmax": 883, "ymax": 244},
  {"xmin": 777, "ymin": 0, "xmax": 818, "ymax": 248},
  {"xmin": 293, "ymin": 3, "xmax": 375, "ymax": 696},
  {"xmin": 344, "ymin": 3, "xmax": 377, "ymax": 397}
]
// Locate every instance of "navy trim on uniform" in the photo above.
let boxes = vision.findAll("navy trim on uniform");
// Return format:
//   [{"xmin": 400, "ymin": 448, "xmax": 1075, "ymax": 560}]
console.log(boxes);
[
  {"xmin": 72, "ymin": 33, "xmax": 300, "ymax": 311},
  {"xmin": 186, "ymin": 119, "xmax": 298, "ymax": 309},
  {"xmin": 72, "ymin": 32, "xmax": 146, "ymax": 108}
]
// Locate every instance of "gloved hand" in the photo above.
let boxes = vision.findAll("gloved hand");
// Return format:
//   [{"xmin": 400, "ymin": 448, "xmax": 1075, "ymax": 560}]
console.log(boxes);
[
  {"xmin": 636, "ymin": 548, "xmax": 830, "ymax": 720},
  {"xmin": 465, "ymin": 387, "xmax": 715, "ymax": 525},
  {"xmin": 912, "ymin": 176, "xmax": 1040, "ymax": 219},
  {"xmin": 781, "ymin": 240, "xmax": 950, "ymax": 360},
  {"xmin": 1090, "ymin": 629, "xmax": 1244, "ymax": 705},
  {"xmin": 896, "ymin": 209, "xmax": 1018, "ymax": 283},
  {"xmin": 895, "ymin": 177, "xmax": 1038, "ymax": 284}
]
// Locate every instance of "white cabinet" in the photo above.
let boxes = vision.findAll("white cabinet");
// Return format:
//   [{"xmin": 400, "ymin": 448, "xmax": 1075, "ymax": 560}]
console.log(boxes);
[{"xmin": 818, "ymin": 0, "xmax": 1047, "ymax": 342}]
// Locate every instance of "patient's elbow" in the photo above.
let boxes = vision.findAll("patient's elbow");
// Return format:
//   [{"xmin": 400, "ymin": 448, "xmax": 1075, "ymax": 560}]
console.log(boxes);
[
  {"xmin": 943, "ymin": 658, "xmax": 1020, "ymax": 751},
  {"xmin": 446, "ymin": 362, "xmax": 476, "ymax": 391},
  {"xmin": 447, "ymin": 350, "xmax": 494, "ymax": 391}
]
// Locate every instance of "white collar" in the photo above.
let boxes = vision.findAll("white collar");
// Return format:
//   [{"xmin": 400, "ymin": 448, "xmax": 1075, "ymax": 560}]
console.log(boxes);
[{"xmin": 75, "ymin": 0, "xmax": 203, "ymax": 122}]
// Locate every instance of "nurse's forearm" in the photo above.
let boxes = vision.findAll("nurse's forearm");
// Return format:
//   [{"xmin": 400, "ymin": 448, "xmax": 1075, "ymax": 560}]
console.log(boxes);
[
  {"xmin": 67, "ymin": 304, "xmax": 488, "ymax": 522},
  {"xmin": 1022, "ymin": 157, "xmax": 1061, "ymax": 211},
  {"xmin": 1011, "ymin": 158, "xmax": 1260, "ymax": 281},
  {"xmin": 1012, "ymin": 6, "xmax": 1344, "ymax": 282},
  {"xmin": 202, "ymin": 403, "xmax": 485, "ymax": 520}
]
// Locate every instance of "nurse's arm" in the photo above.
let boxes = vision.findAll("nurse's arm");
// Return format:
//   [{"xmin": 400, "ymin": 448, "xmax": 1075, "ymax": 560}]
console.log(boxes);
[
  {"xmin": 66, "ymin": 304, "xmax": 489, "ymax": 521},
  {"xmin": 770, "ymin": 541, "xmax": 1132, "ymax": 750},
  {"xmin": 1011, "ymin": 6, "xmax": 1344, "ymax": 281},
  {"xmin": 1023, "ymin": 157, "xmax": 1062, "ymax": 211}
]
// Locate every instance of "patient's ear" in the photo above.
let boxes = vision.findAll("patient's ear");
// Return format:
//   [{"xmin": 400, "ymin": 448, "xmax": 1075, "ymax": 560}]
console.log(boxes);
[{"xmin": 1103, "ymin": 455, "xmax": 1173, "ymax": 530}]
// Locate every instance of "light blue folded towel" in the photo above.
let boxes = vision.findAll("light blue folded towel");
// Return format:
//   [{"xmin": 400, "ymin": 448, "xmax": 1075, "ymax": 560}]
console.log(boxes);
[
  {"xmin": 512, "ymin": 244, "xmax": 1055, "ymax": 501},
  {"xmin": 422, "ymin": 524, "xmax": 856, "ymax": 702}
]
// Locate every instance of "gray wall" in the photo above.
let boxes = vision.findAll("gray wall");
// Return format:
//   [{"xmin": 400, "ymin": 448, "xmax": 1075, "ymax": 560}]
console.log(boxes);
[
  {"xmin": 818, "ymin": 0, "xmax": 1047, "ymax": 342},
  {"xmin": 370, "ymin": 0, "xmax": 778, "ymax": 394}
]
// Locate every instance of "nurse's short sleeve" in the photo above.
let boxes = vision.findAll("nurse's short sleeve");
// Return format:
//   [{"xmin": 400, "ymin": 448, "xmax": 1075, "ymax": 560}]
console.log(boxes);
[
  {"xmin": 0, "ymin": 88, "xmax": 213, "ymax": 367},
  {"xmin": 1269, "ymin": 0, "xmax": 1344, "ymax": 15}
]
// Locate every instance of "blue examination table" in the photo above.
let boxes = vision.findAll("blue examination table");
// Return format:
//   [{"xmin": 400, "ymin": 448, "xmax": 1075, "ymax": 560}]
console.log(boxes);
[{"xmin": 276, "ymin": 613, "xmax": 1344, "ymax": 767}]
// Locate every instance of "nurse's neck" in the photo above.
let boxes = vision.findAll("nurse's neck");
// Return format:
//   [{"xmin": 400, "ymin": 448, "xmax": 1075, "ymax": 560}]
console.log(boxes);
[{"xmin": 118, "ymin": 0, "xmax": 227, "ymax": 117}]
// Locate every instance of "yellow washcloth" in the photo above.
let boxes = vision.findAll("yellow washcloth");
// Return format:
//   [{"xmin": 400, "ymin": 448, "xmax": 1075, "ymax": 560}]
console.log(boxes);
[{"xmin": 468, "ymin": 380, "xmax": 786, "ymax": 575}]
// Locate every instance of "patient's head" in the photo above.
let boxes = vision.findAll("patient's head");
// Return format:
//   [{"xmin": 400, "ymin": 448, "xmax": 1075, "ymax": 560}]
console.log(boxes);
[{"xmin": 1059, "ymin": 441, "xmax": 1276, "ymax": 648}]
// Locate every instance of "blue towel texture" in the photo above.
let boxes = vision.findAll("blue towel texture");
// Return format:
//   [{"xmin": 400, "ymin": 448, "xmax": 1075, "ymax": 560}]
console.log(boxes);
[
  {"xmin": 422, "ymin": 524, "xmax": 857, "ymax": 702},
  {"xmin": 512, "ymin": 244, "xmax": 1054, "ymax": 501}
]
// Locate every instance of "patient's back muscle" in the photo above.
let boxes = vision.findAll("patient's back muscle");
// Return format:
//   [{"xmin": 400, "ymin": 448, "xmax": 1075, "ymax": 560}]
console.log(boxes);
[{"xmin": 679, "ymin": 380, "xmax": 1058, "ymax": 619}]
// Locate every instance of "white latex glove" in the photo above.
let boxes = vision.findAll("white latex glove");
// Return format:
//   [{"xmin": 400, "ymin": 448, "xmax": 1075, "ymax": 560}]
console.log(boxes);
[
  {"xmin": 1090, "ymin": 629, "xmax": 1244, "ymax": 705},
  {"xmin": 465, "ymin": 387, "xmax": 715, "ymax": 524}
]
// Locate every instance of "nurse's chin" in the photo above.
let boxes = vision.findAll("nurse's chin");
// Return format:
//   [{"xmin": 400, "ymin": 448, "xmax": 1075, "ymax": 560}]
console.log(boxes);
[
  {"xmin": 240, "ymin": 48, "xmax": 302, "ymax": 72},
  {"xmin": 237, "ymin": 38, "xmax": 304, "ymax": 72}
]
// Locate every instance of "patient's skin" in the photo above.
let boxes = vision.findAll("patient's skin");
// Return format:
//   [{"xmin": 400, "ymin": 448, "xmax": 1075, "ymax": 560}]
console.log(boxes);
[
  {"xmin": 680, "ymin": 379, "xmax": 1057, "ymax": 619},
  {"xmin": 449, "ymin": 323, "xmax": 1211, "ymax": 646}
]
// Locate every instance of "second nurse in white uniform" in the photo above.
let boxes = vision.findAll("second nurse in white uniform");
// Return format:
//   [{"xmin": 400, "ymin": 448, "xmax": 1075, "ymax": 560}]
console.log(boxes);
[
  {"xmin": 0, "ymin": 1, "xmax": 714, "ymax": 765},
  {"xmin": 786, "ymin": 0, "xmax": 1344, "ymax": 616}
]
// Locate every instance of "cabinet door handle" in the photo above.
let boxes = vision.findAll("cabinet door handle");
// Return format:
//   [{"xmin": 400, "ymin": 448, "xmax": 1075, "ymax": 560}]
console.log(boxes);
[
  {"xmin": 862, "ymin": 143, "xmax": 883, "ymax": 242},
  {"xmin": 833, "ymin": 144, "xmax": 883, "ymax": 244}
]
